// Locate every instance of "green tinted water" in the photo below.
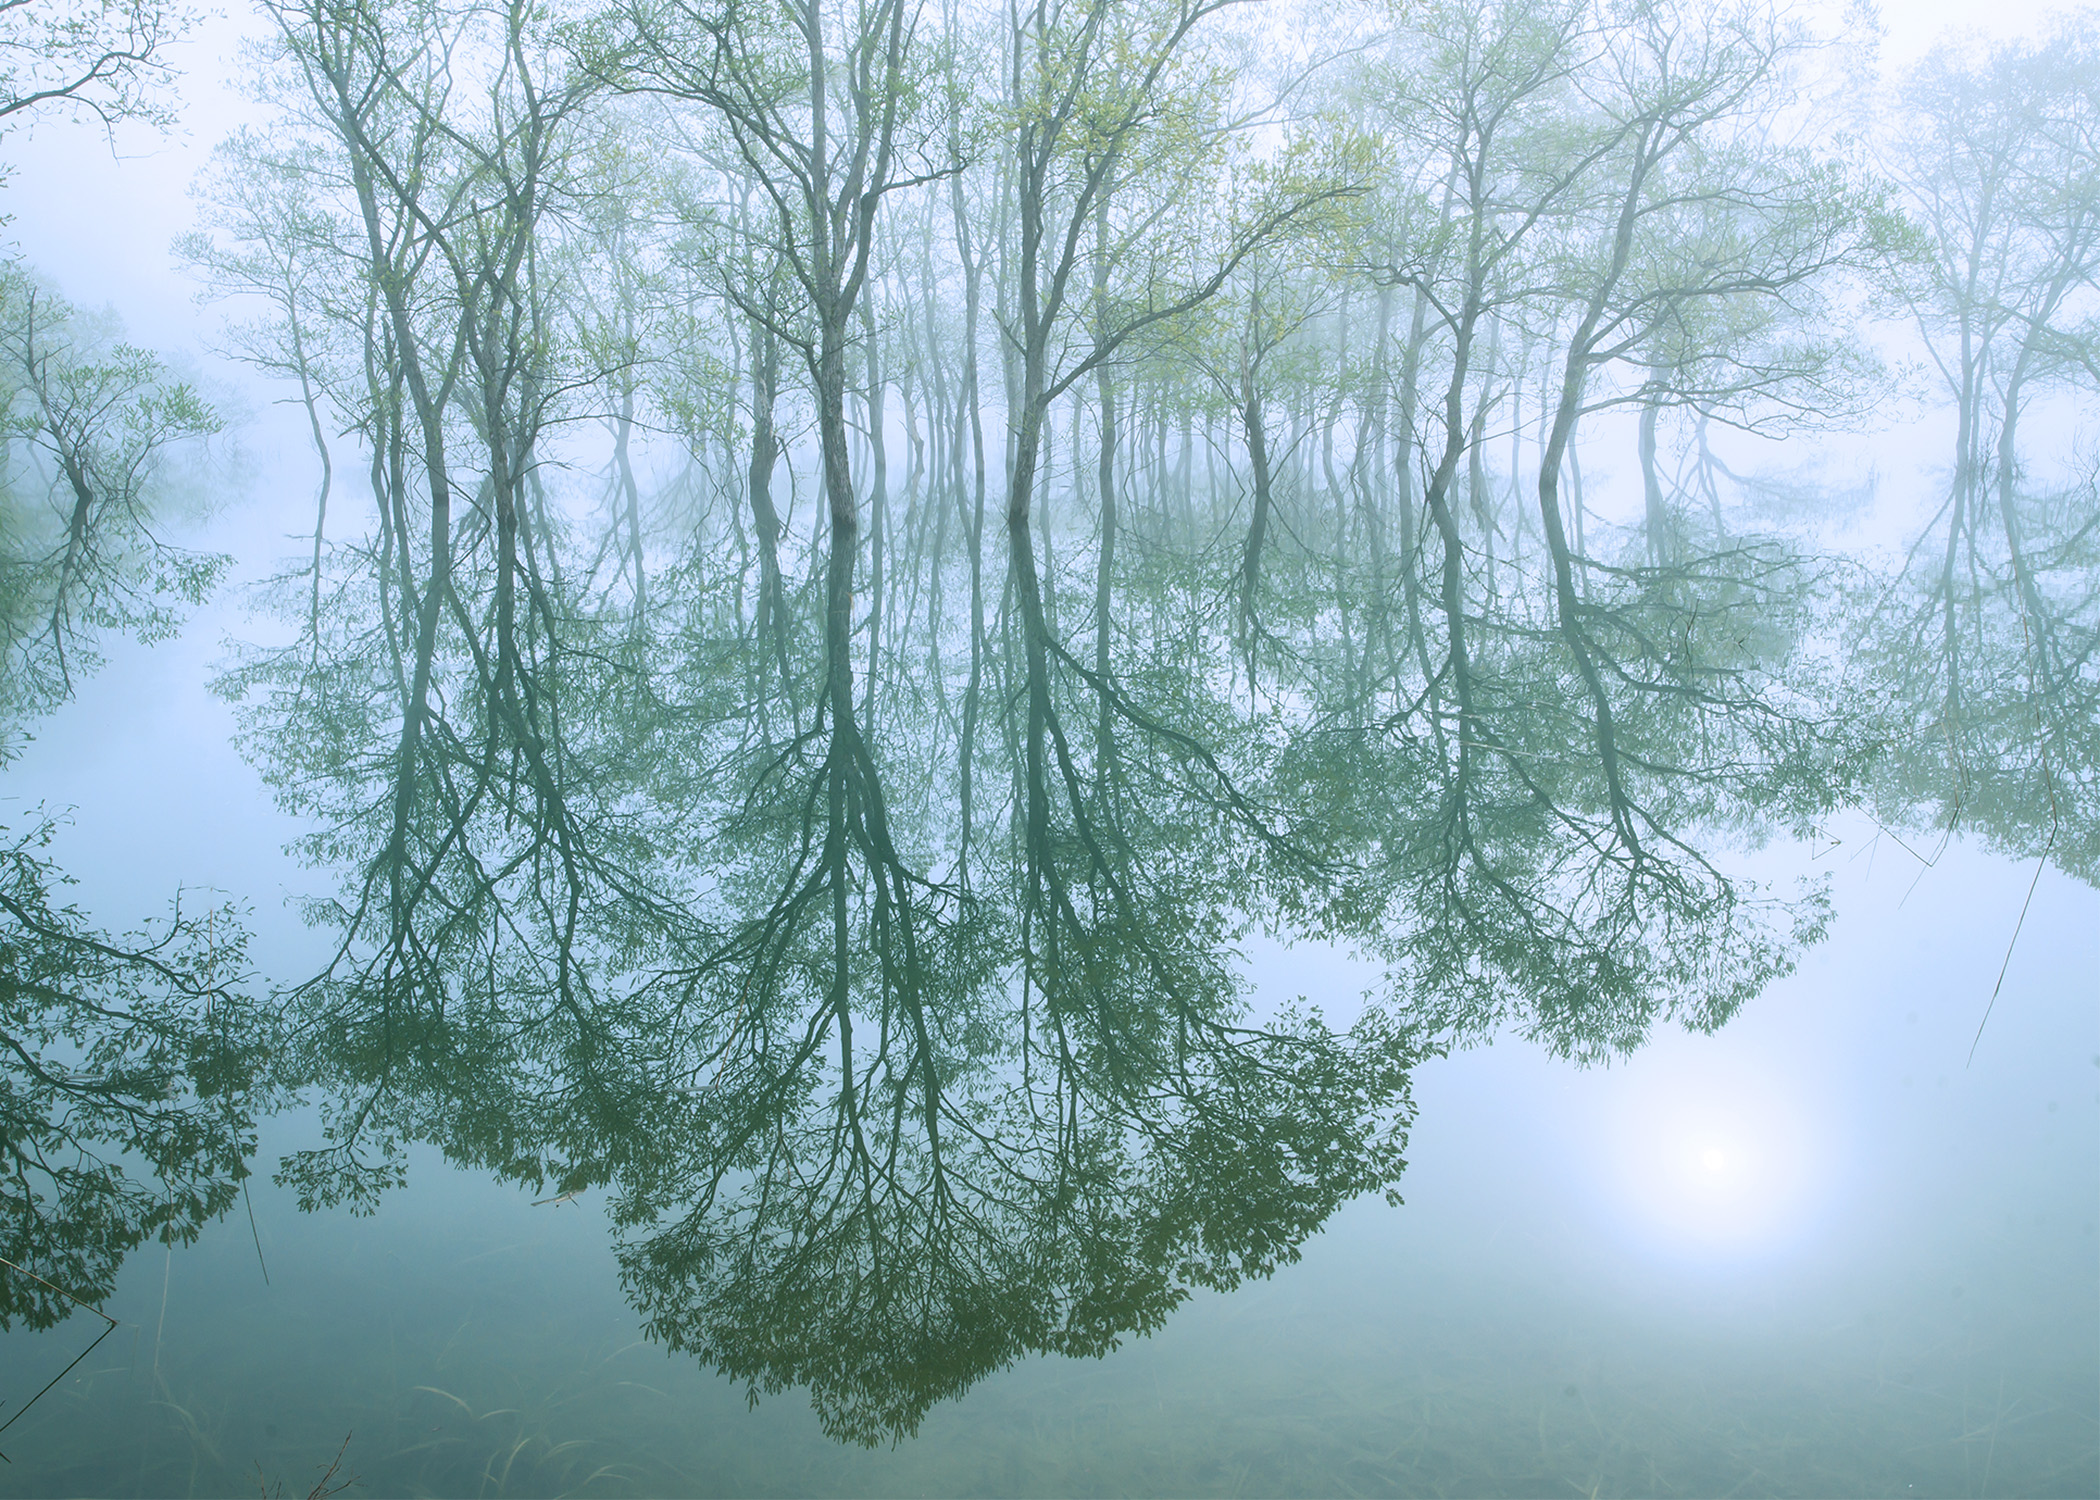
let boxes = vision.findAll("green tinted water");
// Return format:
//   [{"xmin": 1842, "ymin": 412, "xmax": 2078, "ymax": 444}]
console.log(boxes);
[
  {"xmin": 4, "ymin": 1136, "xmax": 2091, "ymax": 1498},
  {"xmin": 4, "ymin": 849, "xmax": 2093, "ymax": 1500}
]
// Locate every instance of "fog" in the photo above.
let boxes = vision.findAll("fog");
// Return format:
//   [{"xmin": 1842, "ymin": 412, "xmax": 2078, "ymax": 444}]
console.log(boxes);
[{"xmin": 0, "ymin": 0, "xmax": 2093, "ymax": 1493}]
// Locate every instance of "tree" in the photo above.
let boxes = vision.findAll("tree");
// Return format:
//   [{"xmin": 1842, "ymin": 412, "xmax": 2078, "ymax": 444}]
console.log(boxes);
[
  {"xmin": 0, "ymin": 0, "xmax": 195, "ymax": 145},
  {"xmin": 208, "ymin": 0, "xmax": 714, "ymax": 1205},
  {"xmin": 0, "ymin": 267, "xmax": 224, "ymax": 724},
  {"xmin": 987, "ymin": 0, "xmax": 1366, "ymax": 1110},
  {"xmin": 1867, "ymin": 16, "xmax": 2100, "ymax": 882},
  {"xmin": 176, "ymin": 0, "xmax": 2094, "ymax": 1448},
  {"xmin": 1246, "ymin": 0, "xmax": 1886, "ymax": 1061},
  {"xmin": 0, "ymin": 3, "xmax": 269, "ymax": 1354}
]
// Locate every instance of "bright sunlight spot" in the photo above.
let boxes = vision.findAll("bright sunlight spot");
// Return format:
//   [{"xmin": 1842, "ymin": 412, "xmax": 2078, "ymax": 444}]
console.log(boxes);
[{"xmin": 1597, "ymin": 1054, "xmax": 1834, "ymax": 1261}]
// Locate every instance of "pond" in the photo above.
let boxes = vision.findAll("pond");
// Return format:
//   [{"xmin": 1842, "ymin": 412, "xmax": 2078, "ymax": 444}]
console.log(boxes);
[
  {"xmin": 1, "ymin": 815, "xmax": 2091, "ymax": 1497},
  {"xmin": 1, "ymin": 2, "xmax": 2097, "ymax": 1493}
]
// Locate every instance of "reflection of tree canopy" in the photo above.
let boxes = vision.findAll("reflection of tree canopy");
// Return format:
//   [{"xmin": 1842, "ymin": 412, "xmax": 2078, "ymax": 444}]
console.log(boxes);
[
  {"xmin": 0, "ymin": 825, "xmax": 266, "ymax": 1330},
  {"xmin": 613, "ymin": 970, "xmax": 1415, "ymax": 1442},
  {"xmin": 148, "ymin": 0, "xmax": 2099, "ymax": 1447},
  {"xmin": 1289, "ymin": 535, "xmax": 1861, "ymax": 1060},
  {"xmin": 1861, "ymin": 19, "xmax": 2100, "ymax": 882},
  {"xmin": 0, "ymin": 273, "xmax": 269, "ymax": 1336}
]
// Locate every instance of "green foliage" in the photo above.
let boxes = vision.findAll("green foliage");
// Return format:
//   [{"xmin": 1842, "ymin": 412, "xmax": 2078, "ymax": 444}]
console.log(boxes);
[
  {"xmin": 0, "ymin": 270, "xmax": 252, "ymax": 1346},
  {"xmin": 0, "ymin": 817, "xmax": 270, "ymax": 1331},
  {"xmin": 1858, "ymin": 14, "xmax": 2100, "ymax": 883},
  {"xmin": 146, "ymin": 0, "xmax": 2097, "ymax": 1450},
  {"xmin": 0, "ymin": 0, "xmax": 195, "ymax": 141},
  {"xmin": 0, "ymin": 266, "xmax": 227, "ymax": 740}
]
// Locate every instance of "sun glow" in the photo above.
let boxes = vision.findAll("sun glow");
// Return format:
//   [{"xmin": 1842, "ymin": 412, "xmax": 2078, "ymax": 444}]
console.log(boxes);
[{"xmin": 1600, "ymin": 1061, "xmax": 1831, "ymax": 1259}]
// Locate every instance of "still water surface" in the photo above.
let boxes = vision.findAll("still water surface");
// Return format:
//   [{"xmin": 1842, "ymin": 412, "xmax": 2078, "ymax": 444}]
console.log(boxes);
[{"xmin": 2, "ymin": 830, "xmax": 2091, "ymax": 1498}]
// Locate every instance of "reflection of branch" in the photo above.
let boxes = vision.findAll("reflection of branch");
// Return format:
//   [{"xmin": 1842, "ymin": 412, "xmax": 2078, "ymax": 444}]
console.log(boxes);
[
  {"xmin": 1046, "ymin": 636, "xmax": 1327, "ymax": 876},
  {"xmin": 0, "ymin": 1253, "xmax": 120, "ymax": 1456}
]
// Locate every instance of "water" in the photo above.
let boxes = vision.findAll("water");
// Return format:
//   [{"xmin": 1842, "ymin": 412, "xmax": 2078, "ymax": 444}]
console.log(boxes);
[
  {"xmin": 3, "ymin": 829, "xmax": 2091, "ymax": 1498},
  {"xmin": 0, "ymin": 7, "xmax": 2094, "ymax": 1491}
]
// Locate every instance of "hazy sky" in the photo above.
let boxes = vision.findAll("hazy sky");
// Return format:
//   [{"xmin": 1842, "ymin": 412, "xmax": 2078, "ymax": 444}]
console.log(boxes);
[
  {"xmin": 4, "ymin": 0, "xmax": 2087, "ymax": 953},
  {"xmin": 6, "ymin": 0, "xmax": 2091, "ymax": 1065},
  {"xmin": 1, "ymin": 0, "xmax": 2085, "ymax": 352}
]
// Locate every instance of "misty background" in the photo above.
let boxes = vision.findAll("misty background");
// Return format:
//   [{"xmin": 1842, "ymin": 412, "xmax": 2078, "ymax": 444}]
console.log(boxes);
[{"xmin": 0, "ymin": 0, "xmax": 2093, "ymax": 1493}]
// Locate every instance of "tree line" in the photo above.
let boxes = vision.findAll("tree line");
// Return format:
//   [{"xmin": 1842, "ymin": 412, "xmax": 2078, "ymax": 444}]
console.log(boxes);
[{"xmin": 1, "ymin": 0, "xmax": 2093, "ymax": 1443}]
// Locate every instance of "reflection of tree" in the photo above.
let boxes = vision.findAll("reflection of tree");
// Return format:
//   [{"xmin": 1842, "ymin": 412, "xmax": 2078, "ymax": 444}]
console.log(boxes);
[
  {"xmin": 1868, "ymin": 19, "xmax": 2100, "ymax": 882},
  {"xmin": 0, "ymin": 281, "xmax": 268, "ymax": 1338},
  {"xmin": 178, "ymin": 0, "xmax": 2098, "ymax": 1450},
  {"xmin": 0, "ymin": 824, "xmax": 266, "ymax": 1330},
  {"xmin": 613, "ymin": 937, "xmax": 1415, "ymax": 1443},
  {"xmin": 247, "ymin": 489, "xmax": 1420, "ymax": 1443},
  {"xmin": 1280, "ymin": 539, "xmax": 1855, "ymax": 1062},
  {"xmin": 287, "ymin": 728, "xmax": 1418, "ymax": 1442}
]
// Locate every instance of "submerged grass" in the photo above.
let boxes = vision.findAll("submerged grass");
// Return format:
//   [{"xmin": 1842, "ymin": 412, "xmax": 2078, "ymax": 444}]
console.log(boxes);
[
  {"xmin": 0, "ymin": 1282, "xmax": 2091, "ymax": 1497},
  {"xmin": 256, "ymin": 1431, "xmax": 356, "ymax": 1499},
  {"xmin": 0, "ymin": 1139, "xmax": 2089, "ymax": 1498}
]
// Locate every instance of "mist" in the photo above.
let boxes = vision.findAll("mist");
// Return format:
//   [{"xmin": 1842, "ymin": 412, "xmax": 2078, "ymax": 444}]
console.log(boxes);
[{"xmin": 0, "ymin": 0, "xmax": 2092, "ymax": 1494}]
